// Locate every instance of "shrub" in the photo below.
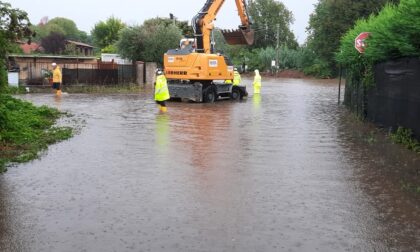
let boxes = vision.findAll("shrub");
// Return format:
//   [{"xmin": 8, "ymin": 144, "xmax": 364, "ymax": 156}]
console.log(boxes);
[
  {"xmin": 303, "ymin": 59, "xmax": 332, "ymax": 78},
  {"xmin": 390, "ymin": 127, "xmax": 420, "ymax": 152},
  {"xmin": 337, "ymin": 0, "xmax": 420, "ymax": 89}
]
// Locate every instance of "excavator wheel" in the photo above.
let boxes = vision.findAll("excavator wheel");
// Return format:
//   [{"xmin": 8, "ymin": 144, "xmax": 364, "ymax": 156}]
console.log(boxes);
[
  {"xmin": 230, "ymin": 86, "xmax": 241, "ymax": 100},
  {"xmin": 203, "ymin": 85, "xmax": 217, "ymax": 103}
]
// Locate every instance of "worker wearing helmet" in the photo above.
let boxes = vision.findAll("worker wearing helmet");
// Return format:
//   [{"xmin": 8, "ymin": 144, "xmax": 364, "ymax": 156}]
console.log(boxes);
[
  {"xmin": 154, "ymin": 69, "xmax": 170, "ymax": 112},
  {"xmin": 233, "ymin": 68, "xmax": 241, "ymax": 86},
  {"xmin": 52, "ymin": 62, "xmax": 62, "ymax": 96},
  {"xmin": 253, "ymin": 69, "xmax": 261, "ymax": 94},
  {"xmin": 225, "ymin": 68, "xmax": 241, "ymax": 85}
]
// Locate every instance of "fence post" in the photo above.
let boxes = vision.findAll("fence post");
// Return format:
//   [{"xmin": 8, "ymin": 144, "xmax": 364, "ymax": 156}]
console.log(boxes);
[
  {"xmin": 136, "ymin": 61, "xmax": 144, "ymax": 86},
  {"xmin": 338, "ymin": 64, "xmax": 342, "ymax": 105},
  {"xmin": 145, "ymin": 62, "xmax": 157, "ymax": 85}
]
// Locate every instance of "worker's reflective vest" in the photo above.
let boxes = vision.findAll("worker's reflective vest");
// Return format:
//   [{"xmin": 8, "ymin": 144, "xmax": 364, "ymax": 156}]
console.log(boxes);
[
  {"xmin": 155, "ymin": 75, "xmax": 170, "ymax": 101},
  {"xmin": 233, "ymin": 71, "xmax": 241, "ymax": 85},
  {"xmin": 53, "ymin": 67, "xmax": 62, "ymax": 83}
]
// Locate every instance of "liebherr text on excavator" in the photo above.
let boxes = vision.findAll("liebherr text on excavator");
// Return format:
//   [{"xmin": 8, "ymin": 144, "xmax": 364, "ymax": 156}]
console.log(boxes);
[{"xmin": 163, "ymin": 0, "xmax": 254, "ymax": 102}]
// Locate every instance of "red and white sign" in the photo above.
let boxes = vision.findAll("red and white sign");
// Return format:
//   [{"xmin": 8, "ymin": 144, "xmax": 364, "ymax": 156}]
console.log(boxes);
[{"xmin": 355, "ymin": 32, "xmax": 370, "ymax": 54}]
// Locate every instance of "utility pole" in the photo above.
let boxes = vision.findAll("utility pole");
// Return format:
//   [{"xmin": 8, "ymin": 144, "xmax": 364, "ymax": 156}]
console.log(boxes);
[
  {"xmin": 276, "ymin": 23, "xmax": 280, "ymax": 76},
  {"xmin": 264, "ymin": 22, "xmax": 268, "ymax": 42}
]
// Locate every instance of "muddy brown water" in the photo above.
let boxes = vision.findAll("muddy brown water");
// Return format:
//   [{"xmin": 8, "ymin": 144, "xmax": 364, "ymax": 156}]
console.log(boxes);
[{"xmin": 1, "ymin": 78, "xmax": 419, "ymax": 252}]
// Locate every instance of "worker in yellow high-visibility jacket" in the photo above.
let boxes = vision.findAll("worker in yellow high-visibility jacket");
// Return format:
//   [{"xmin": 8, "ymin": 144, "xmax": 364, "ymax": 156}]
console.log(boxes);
[
  {"xmin": 154, "ymin": 69, "xmax": 170, "ymax": 113},
  {"xmin": 225, "ymin": 68, "xmax": 241, "ymax": 85},
  {"xmin": 253, "ymin": 69, "xmax": 262, "ymax": 94},
  {"xmin": 52, "ymin": 62, "xmax": 62, "ymax": 96},
  {"xmin": 233, "ymin": 68, "xmax": 241, "ymax": 86}
]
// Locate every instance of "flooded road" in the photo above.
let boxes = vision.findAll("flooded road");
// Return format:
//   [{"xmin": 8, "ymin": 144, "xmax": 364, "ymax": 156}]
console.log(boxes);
[{"xmin": 1, "ymin": 78, "xmax": 419, "ymax": 251}]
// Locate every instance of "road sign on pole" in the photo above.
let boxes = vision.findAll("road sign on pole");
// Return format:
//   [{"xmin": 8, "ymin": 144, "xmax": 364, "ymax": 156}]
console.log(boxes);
[{"xmin": 355, "ymin": 32, "xmax": 370, "ymax": 54}]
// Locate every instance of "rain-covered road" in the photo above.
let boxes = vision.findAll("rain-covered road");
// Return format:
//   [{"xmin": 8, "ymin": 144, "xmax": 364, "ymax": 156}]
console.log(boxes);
[{"xmin": 1, "ymin": 78, "xmax": 419, "ymax": 251}]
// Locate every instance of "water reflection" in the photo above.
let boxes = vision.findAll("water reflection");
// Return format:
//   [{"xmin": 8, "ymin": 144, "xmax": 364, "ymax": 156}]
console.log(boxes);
[
  {"xmin": 1, "ymin": 79, "xmax": 418, "ymax": 251},
  {"xmin": 155, "ymin": 113, "xmax": 170, "ymax": 154},
  {"xmin": 169, "ymin": 104, "xmax": 233, "ymax": 171},
  {"xmin": 252, "ymin": 93, "xmax": 261, "ymax": 109},
  {"xmin": 53, "ymin": 94, "xmax": 62, "ymax": 110}
]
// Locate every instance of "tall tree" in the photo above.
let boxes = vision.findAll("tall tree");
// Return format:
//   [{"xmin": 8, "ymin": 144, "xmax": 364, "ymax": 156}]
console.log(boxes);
[
  {"xmin": 0, "ymin": 1, "xmax": 32, "ymax": 89},
  {"xmin": 248, "ymin": 0, "xmax": 298, "ymax": 49},
  {"xmin": 306, "ymin": 0, "xmax": 400, "ymax": 74},
  {"xmin": 142, "ymin": 17, "xmax": 194, "ymax": 37},
  {"xmin": 41, "ymin": 32, "xmax": 66, "ymax": 54},
  {"xmin": 117, "ymin": 19, "xmax": 182, "ymax": 64},
  {"xmin": 33, "ymin": 17, "xmax": 88, "ymax": 43},
  {"xmin": 91, "ymin": 16, "xmax": 126, "ymax": 51}
]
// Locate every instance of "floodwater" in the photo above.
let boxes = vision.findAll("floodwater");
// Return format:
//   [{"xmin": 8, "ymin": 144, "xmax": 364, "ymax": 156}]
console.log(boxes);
[{"xmin": 1, "ymin": 78, "xmax": 419, "ymax": 252}]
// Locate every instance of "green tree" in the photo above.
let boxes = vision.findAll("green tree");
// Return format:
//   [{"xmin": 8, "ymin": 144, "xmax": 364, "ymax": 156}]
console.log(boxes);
[
  {"xmin": 41, "ymin": 32, "xmax": 66, "ymax": 54},
  {"xmin": 306, "ymin": 0, "xmax": 400, "ymax": 75},
  {"xmin": 142, "ymin": 17, "xmax": 194, "ymax": 37},
  {"xmin": 91, "ymin": 16, "xmax": 126, "ymax": 51},
  {"xmin": 48, "ymin": 17, "xmax": 80, "ymax": 39},
  {"xmin": 117, "ymin": 19, "xmax": 182, "ymax": 64},
  {"xmin": 248, "ymin": 0, "xmax": 298, "ymax": 49},
  {"xmin": 0, "ymin": 1, "xmax": 32, "ymax": 90},
  {"xmin": 33, "ymin": 17, "xmax": 88, "ymax": 43}
]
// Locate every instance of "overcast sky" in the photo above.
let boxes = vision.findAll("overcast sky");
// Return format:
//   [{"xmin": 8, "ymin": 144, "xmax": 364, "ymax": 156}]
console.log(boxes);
[{"xmin": 7, "ymin": 0, "xmax": 318, "ymax": 44}]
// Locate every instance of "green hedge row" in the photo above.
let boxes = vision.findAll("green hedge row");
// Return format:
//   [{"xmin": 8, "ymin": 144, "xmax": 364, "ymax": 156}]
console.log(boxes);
[{"xmin": 337, "ymin": 0, "xmax": 420, "ymax": 87}]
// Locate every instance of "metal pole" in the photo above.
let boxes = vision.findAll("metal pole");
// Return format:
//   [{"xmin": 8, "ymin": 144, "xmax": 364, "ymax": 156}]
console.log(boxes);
[
  {"xmin": 338, "ymin": 64, "xmax": 342, "ymax": 105},
  {"xmin": 276, "ymin": 23, "xmax": 280, "ymax": 77}
]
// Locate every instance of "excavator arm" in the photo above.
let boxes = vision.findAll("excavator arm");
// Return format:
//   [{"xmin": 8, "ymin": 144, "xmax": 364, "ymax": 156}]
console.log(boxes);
[{"xmin": 192, "ymin": 0, "xmax": 254, "ymax": 54}]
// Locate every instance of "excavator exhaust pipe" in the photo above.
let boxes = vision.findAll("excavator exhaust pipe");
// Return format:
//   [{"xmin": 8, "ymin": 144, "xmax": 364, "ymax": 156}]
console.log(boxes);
[{"xmin": 221, "ymin": 28, "xmax": 255, "ymax": 45}]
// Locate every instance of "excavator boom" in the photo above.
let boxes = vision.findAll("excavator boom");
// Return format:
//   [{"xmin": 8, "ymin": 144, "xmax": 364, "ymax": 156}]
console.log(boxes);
[
  {"xmin": 193, "ymin": 0, "xmax": 254, "ymax": 53},
  {"xmin": 221, "ymin": 0, "xmax": 254, "ymax": 45}
]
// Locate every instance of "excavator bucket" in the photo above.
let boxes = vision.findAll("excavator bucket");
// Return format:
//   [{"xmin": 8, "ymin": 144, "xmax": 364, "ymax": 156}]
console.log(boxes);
[{"xmin": 221, "ymin": 28, "xmax": 255, "ymax": 45}]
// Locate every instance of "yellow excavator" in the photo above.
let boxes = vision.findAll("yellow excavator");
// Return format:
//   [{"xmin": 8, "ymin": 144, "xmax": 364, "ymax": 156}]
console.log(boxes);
[{"xmin": 163, "ymin": 0, "xmax": 254, "ymax": 102}]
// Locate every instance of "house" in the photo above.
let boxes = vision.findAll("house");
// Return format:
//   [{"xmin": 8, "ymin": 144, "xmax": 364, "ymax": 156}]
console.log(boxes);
[
  {"xmin": 101, "ymin": 53, "xmax": 132, "ymax": 65},
  {"xmin": 66, "ymin": 40, "xmax": 94, "ymax": 56}
]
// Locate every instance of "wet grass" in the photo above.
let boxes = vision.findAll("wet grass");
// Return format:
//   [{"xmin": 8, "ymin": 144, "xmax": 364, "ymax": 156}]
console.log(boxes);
[
  {"xmin": 0, "ymin": 94, "xmax": 73, "ymax": 172},
  {"xmin": 3, "ymin": 86, "xmax": 27, "ymax": 95},
  {"xmin": 400, "ymin": 181, "xmax": 420, "ymax": 195},
  {"xmin": 22, "ymin": 84, "xmax": 147, "ymax": 95},
  {"xmin": 63, "ymin": 84, "xmax": 144, "ymax": 94},
  {"xmin": 389, "ymin": 127, "xmax": 420, "ymax": 153}
]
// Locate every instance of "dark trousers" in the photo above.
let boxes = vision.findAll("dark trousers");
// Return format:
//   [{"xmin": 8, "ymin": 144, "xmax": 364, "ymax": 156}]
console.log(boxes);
[
  {"xmin": 155, "ymin": 100, "xmax": 166, "ymax": 107},
  {"xmin": 52, "ymin": 82, "xmax": 61, "ymax": 90}
]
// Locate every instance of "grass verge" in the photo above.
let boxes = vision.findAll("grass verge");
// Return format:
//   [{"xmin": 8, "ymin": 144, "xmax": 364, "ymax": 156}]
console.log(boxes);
[
  {"xmin": 0, "ymin": 94, "xmax": 73, "ymax": 172},
  {"xmin": 389, "ymin": 127, "xmax": 420, "ymax": 153},
  {"xmin": 65, "ymin": 84, "xmax": 143, "ymax": 93}
]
